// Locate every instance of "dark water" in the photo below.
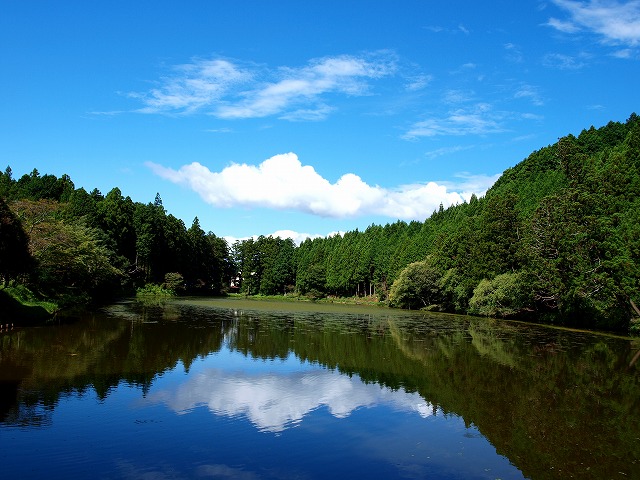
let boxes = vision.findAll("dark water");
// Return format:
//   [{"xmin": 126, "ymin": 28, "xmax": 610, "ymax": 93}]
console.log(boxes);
[{"xmin": 1, "ymin": 298, "xmax": 638, "ymax": 479}]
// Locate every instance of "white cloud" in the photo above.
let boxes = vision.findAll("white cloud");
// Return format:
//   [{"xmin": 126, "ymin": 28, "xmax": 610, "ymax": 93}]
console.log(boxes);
[
  {"xmin": 216, "ymin": 53, "xmax": 396, "ymax": 119},
  {"xmin": 512, "ymin": 133, "xmax": 538, "ymax": 142},
  {"xmin": 424, "ymin": 25, "xmax": 471, "ymax": 35},
  {"xmin": 504, "ymin": 43, "xmax": 524, "ymax": 63},
  {"xmin": 132, "ymin": 53, "xmax": 396, "ymax": 119},
  {"xmin": 131, "ymin": 58, "xmax": 252, "ymax": 114},
  {"xmin": 542, "ymin": 52, "xmax": 587, "ymax": 69},
  {"xmin": 271, "ymin": 229, "xmax": 332, "ymax": 244},
  {"xmin": 514, "ymin": 84, "xmax": 545, "ymax": 106},
  {"xmin": 443, "ymin": 89, "xmax": 474, "ymax": 104},
  {"xmin": 423, "ymin": 145, "xmax": 475, "ymax": 160},
  {"xmin": 403, "ymin": 104, "xmax": 504, "ymax": 139},
  {"xmin": 147, "ymin": 152, "xmax": 494, "ymax": 222},
  {"xmin": 547, "ymin": 16, "xmax": 581, "ymax": 33},
  {"xmin": 145, "ymin": 366, "xmax": 432, "ymax": 433},
  {"xmin": 279, "ymin": 104, "xmax": 334, "ymax": 122},
  {"xmin": 450, "ymin": 62, "xmax": 477, "ymax": 75},
  {"xmin": 548, "ymin": 0, "xmax": 640, "ymax": 47},
  {"xmin": 612, "ymin": 48, "xmax": 633, "ymax": 58},
  {"xmin": 404, "ymin": 74, "xmax": 433, "ymax": 91},
  {"xmin": 223, "ymin": 230, "xmax": 330, "ymax": 247},
  {"xmin": 442, "ymin": 172, "xmax": 502, "ymax": 194}
]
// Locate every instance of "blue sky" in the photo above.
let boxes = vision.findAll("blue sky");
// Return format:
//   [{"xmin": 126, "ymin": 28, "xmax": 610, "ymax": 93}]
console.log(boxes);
[{"xmin": 2, "ymin": 1, "xmax": 639, "ymax": 244}]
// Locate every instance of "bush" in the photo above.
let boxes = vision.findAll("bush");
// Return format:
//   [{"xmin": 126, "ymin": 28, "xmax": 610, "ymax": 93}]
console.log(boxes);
[
  {"xmin": 389, "ymin": 260, "xmax": 443, "ymax": 310},
  {"xmin": 304, "ymin": 288, "xmax": 325, "ymax": 301},
  {"xmin": 164, "ymin": 272, "xmax": 185, "ymax": 293},
  {"xmin": 468, "ymin": 272, "xmax": 532, "ymax": 318},
  {"xmin": 136, "ymin": 283, "xmax": 175, "ymax": 297}
]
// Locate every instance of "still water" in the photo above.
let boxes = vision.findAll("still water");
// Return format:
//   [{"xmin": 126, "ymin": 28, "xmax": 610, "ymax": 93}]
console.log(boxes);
[{"xmin": 1, "ymin": 297, "xmax": 639, "ymax": 479}]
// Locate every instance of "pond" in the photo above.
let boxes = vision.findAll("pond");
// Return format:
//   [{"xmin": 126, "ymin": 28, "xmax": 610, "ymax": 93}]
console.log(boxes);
[{"xmin": 1, "ymin": 297, "xmax": 639, "ymax": 479}]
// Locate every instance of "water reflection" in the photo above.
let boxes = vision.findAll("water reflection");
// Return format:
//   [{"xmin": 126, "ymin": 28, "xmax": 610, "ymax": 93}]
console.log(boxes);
[
  {"xmin": 1, "ymin": 298, "xmax": 639, "ymax": 479},
  {"xmin": 145, "ymin": 353, "xmax": 432, "ymax": 432}
]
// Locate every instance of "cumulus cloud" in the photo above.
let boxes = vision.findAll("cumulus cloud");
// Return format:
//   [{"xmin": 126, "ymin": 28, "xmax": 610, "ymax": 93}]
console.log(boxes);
[
  {"xmin": 147, "ymin": 153, "xmax": 492, "ymax": 221},
  {"xmin": 145, "ymin": 367, "xmax": 432, "ymax": 432},
  {"xmin": 441, "ymin": 172, "xmax": 502, "ymax": 194},
  {"xmin": 223, "ymin": 230, "xmax": 333, "ymax": 247},
  {"xmin": 131, "ymin": 52, "xmax": 397, "ymax": 119},
  {"xmin": 548, "ymin": 0, "xmax": 640, "ymax": 47}
]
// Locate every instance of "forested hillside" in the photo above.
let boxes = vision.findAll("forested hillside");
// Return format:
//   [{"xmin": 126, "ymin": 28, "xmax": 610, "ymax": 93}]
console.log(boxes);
[
  {"xmin": 1, "ymin": 114, "xmax": 639, "ymax": 332},
  {"xmin": 231, "ymin": 113, "xmax": 640, "ymax": 332}
]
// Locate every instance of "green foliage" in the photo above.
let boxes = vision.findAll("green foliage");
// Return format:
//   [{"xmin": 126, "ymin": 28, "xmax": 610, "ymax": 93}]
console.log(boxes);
[
  {"xmin": 101, "ymin": 187, "xmax": 136, "ymax": 265},
  {"xmin": 135, "ymin": 283, "xmax": 175, "ymax": 297},
  {"xmin": 520, "ymin": 122, "xmax": 640, "ymax": 330},
  {"xmin": 225, "ymin": 115, "xmax": 640, "ymax": 332},
  {"xmin": 2, "ymin": 113, "xmax": 639, "ymax": 330},
  {"xmin": 23, "ymin": 208, "xmax": 122, "ymax": 303},
  {"xmin": 475, "ymin": 192, "xmax": 523, "ymax": 277},
  {"xmin": 63, "ymin": 187, "xmax": 100, "ymax": 227},
  {"xmin": 0, "ymin": 166, "xmax": 77, "ymax": 203},
  {"xmin": 164, "ymin": 272, "xmax": 185, "ymax": 293},
  {"xmin": 1, "ymin": 283, "xmax": 58, "ymax": 314},
  {"xmin": 389, "ymin": 260, "xmax": 443, "ymax": 310},
  {"xmin": 1, "ymin": 171, "xmax": 234, "ymax": 308},
  {"xmin": 295, "ymin": 237, "xmax": 328, "ymax": 296},
  {"xmin": 468, "ymin": 272, "xmax": 532, "ymax": 318}
]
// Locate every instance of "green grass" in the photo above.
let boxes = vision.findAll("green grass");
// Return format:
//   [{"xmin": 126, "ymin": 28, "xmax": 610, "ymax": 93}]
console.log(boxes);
[
  {"xmin": 0, "ymin": 284, "xmax": 57, "ymax": 324},
  {"xmin": 227, "ymin": 292, "xmax": 387, "ymax": 307}
]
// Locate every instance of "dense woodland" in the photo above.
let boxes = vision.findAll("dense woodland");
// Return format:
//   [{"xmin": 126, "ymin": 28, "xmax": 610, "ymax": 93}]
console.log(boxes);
[{"xmin": 1, "ymin": 114, "xmax": 640, "ymax": 332}]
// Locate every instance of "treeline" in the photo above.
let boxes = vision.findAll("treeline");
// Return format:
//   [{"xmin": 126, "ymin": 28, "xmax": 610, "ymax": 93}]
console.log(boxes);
[
  {"xmin": 1, "ymin": 114, "xmax": 640, "ymax": 331},
  {"xmin": 234, "ymin": 114, "xmax": 640, "ymax": 332},
  {"xmin": 0, "ymin": 172, "xmax": 232, "ymax": 306}
]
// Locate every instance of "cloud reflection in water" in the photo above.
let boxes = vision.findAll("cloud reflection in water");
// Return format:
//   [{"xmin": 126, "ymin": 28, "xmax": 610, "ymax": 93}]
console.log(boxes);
[{"xmin": 146, "ymin": 366, "xmax": 432, "ymax": 433}]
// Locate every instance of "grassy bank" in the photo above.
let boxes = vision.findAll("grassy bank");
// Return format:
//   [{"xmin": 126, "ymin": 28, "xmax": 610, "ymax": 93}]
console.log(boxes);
[
  {"xmin": 227, "ymin": 292, "xmax": 387, "ymax": 307},
  {"xmin": 0, "ymin": 285, "xmax": 58, "ymax": 324}
]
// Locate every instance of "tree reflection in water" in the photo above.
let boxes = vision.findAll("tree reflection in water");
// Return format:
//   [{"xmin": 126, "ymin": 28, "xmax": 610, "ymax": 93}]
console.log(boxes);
[{"xmin": 0, "ymin": 298, "xmax": 638, "ymax": 479}]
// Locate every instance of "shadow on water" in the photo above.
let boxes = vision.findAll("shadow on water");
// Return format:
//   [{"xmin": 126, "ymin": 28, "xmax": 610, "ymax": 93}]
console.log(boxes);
[{"xmin": 1, "ymin": 297, "xmax": 639, "ymax": 479}]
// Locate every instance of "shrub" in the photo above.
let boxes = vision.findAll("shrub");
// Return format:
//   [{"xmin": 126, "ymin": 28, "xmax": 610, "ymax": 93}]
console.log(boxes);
[
  {"xmin": 136, "ymin": 283, "xmax": 175, "ymax": 297},
  {"xmin": 164, "ymin": 272, "xmax": 185, "ymax": 293},
  {"xmin": 468, "ymin": 272, "xmax": 532, "ymax": 318},
  {"xmin": 389, "ymin": 260, "xmax": 443, "ymax": 310}
]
